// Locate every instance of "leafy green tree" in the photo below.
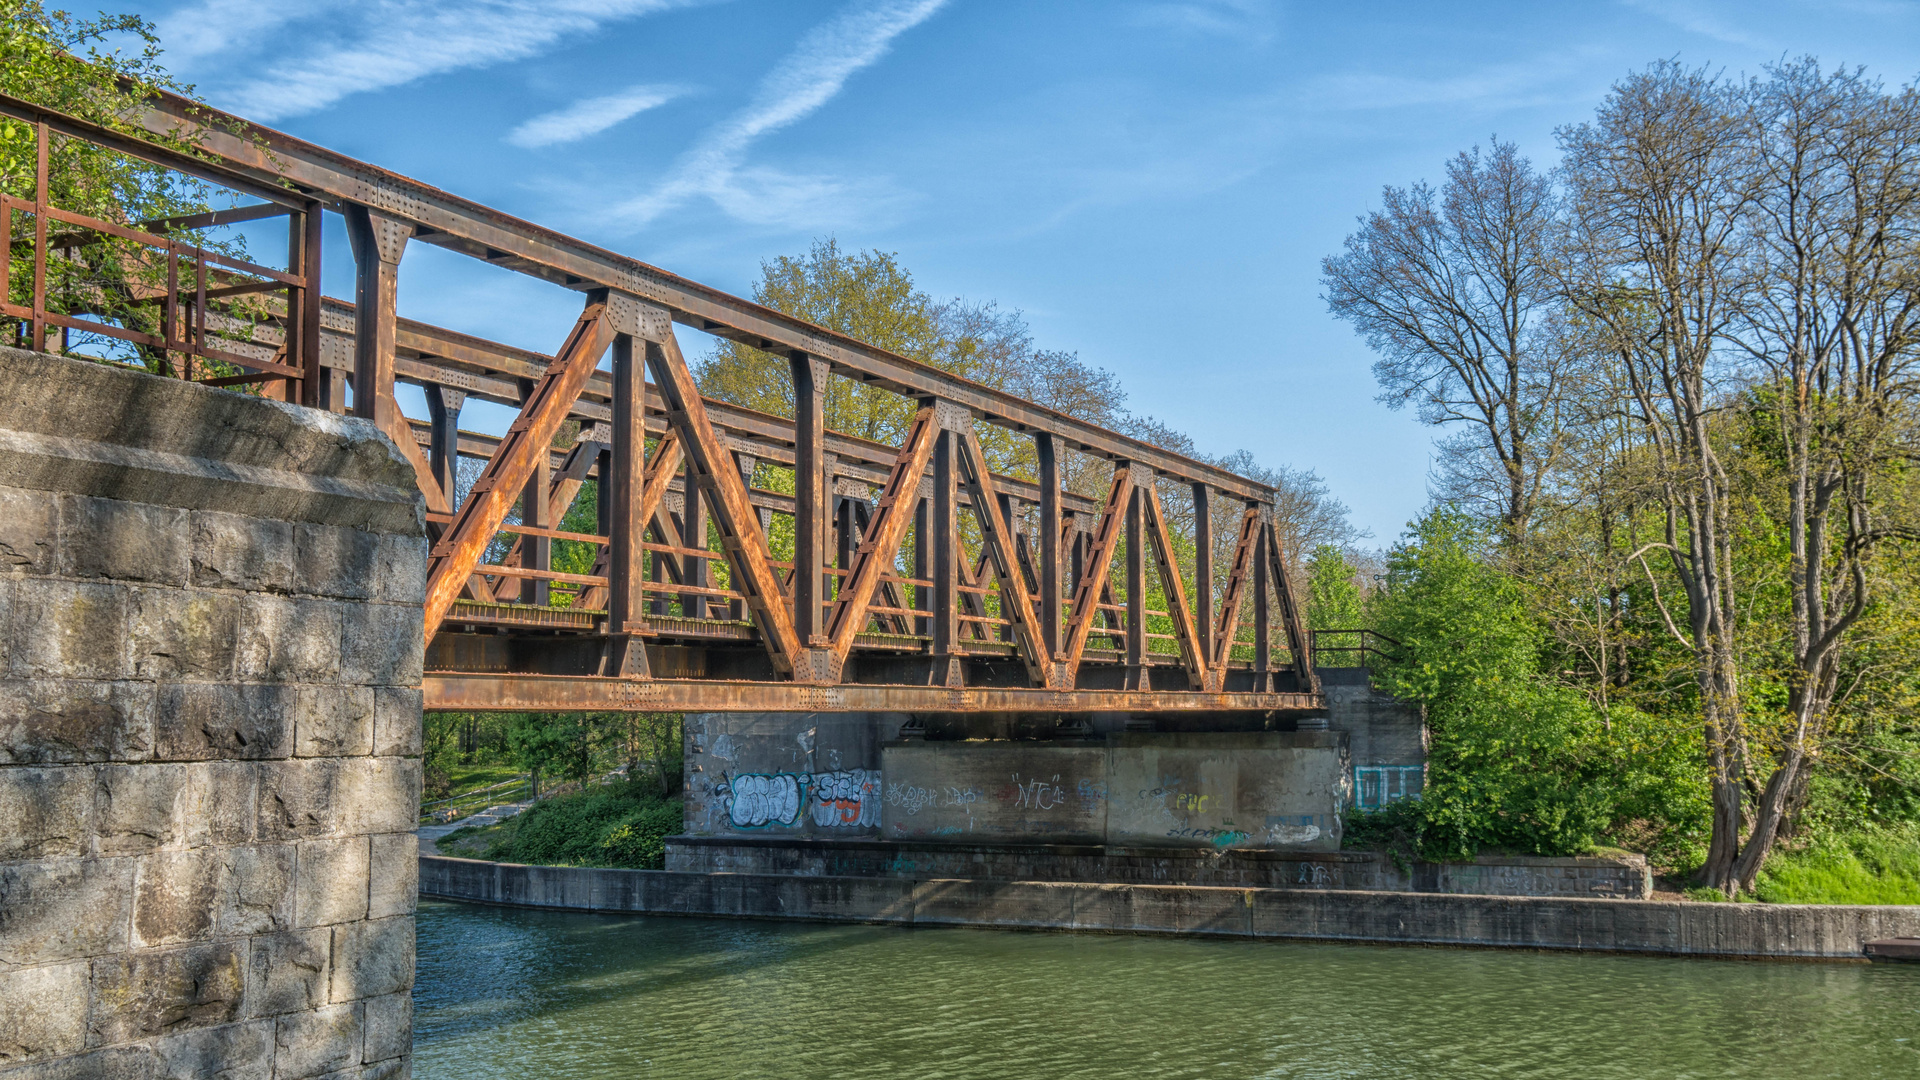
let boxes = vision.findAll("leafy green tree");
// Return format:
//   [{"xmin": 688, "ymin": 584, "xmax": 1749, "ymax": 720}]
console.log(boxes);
[{"xmin": 1305, "ymin": 545, "xmax": 1366, "ymax": 632}]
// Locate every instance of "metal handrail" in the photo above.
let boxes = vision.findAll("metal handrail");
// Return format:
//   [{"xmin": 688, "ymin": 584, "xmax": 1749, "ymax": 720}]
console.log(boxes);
[{"xmin": 1309, "ymin": 628, "xmax": 1403, "ymax": 669}]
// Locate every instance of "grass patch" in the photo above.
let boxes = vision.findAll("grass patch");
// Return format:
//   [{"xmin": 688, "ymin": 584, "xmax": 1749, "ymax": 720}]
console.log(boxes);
[
  {"xmin": 440, "ymin": 762, "xmax": 524, "ymax": 797},
  {"xmin": 442, "ymin": 781, "xmax": 683, "ymax": 870},
  {"xmin": 1754, "ymin": 826, "xmax": 1920, "ymax": 905}
]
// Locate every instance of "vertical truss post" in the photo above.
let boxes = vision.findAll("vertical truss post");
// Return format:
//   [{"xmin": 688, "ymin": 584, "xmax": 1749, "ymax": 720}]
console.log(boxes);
[
  {"xmin": 1038, "ymin": 434, "xmax": 1061, "ymax": 658},
  {"xmin": 834, "ymin": 493, "xmax": 856, "ymax": 596},
  {"xmin": 1125, "ymin": 483, "xmax": 1147, "ymax": 690},
  {"xmin": 520, "ymin": 402, "xmax": 553, "ymax": 607},
  {"xmin": 342, "ymin": 205, "xmax": 412, "ymax": 426},
  {"xmin": 995, "ymin": 492, "xmax": 1017, "ymax": 643},
  {"xmin": 424, "ymin": 385, "xmax": 466, "ymax": 506},
  {"xmin": 682, "ymin": 470, "xmax": 707, "ymax": 619},
  {"xmin": 1192, "ymin": 483, "xmax": 1212, "ymax": 666},
  {"xmin": 290, "ymin": 201, "xmax": 324, "ymax": 407},
  {"xmin": 932, "ymin": 425, "xmax": 958, "ymax": 678},
  {"xmin": 730, "ymin": 453, "xmax": 757, "ymax": 622},
  {"xmin": 606, "ymin": 327, "xmax": 649, "ymax": 675},
  {"xmin": 912, "ymin": 495, "xmax": 930, "ymax": 637},
  {"xmin": 790, "ymin": 355, "xmax": 829, "ymax": 648},
  {"xmin": 1253, "ymin": 523, "xmax": 1271, "ymax": 692}
]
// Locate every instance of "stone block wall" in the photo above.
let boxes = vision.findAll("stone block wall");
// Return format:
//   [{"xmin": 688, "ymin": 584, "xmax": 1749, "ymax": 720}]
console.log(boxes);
[{"xmin": 0, "ymin": 348, "xmax": 425, "ymax": 1079}]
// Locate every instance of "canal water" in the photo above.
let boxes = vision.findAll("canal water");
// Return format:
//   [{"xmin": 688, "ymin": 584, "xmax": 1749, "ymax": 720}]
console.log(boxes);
[{"xmin": 415, "ymin": 899, "xmax": 1920, "ymax": 1079}]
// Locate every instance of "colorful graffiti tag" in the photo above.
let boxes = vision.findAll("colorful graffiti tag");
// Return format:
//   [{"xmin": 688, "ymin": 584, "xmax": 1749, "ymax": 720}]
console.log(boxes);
[{"xmin": 722, "ymin": 769, "xmax": 880, "ymax": 830}]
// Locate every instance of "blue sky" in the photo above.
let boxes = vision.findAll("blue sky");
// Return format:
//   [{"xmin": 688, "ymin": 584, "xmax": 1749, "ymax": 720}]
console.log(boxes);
[{"xmin": 127, "ymin": 0, "xmax": 1920, "ymax": 543}]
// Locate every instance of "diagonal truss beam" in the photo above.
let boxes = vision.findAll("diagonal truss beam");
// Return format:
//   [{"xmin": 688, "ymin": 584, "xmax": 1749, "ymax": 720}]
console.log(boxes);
[
  {"xmin": 423, "ymin": 298, "xmax": 616, "ymax": 638},
  {"xmin": 1205, "ymin": 504, "xmax": 1262, "ymax": 691},
  {"xmin": 827, "ymin": 404, "xmax": 938, "ymax": 661},
  {"xmin": 1141, "ymin": 477, "xmax": 1208, "ymax": 691},
  {"xmin": 643, "ymin": 322, "xmax": 801, "ymax": 675},
  {"xmin": 1265, "ymin": 520, "xmax": 1318, "ymax": 694},
  {"xmin": 953, "ymin": 422, "xmax": 1051, "ymax": 686},
  {"xmin": 1059, "ymin": 464, "xmax": 1135, "ymax": 687}
]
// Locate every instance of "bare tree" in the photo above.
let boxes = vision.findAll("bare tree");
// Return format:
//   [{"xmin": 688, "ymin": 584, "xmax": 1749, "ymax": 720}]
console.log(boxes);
[
  {"xmin": 1723, "ymin": 60, "xmax": 1920, "ymax": 889},
  {"xmin": 1323, "ymin": 139, "xmax": 1570, "ymax": 541},
  {"xmin": 1560, "ymin": 62, "xmax": 1756, "ymax": 891}
]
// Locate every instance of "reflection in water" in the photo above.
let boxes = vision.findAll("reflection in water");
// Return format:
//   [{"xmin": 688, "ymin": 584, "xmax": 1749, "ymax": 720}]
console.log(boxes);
[{"xmin": 415, "ymin": 899, "xmax": 1920, "ymax": 1079}]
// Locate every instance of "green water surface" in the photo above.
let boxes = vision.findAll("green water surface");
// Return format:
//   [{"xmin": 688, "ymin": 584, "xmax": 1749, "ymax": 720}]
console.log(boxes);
[{"xmin": 415, "ymin": 899, "xmax": 1920, "ymax": 1079}]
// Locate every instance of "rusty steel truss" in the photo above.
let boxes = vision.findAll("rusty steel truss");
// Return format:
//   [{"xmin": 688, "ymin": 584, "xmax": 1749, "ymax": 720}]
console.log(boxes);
[{"xmin": 0, "ymin": 89, "xmax": 1322, "ymax": 717}]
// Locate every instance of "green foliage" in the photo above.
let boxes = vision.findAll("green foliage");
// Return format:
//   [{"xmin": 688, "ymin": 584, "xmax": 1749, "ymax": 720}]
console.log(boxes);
[
  {"xmin": 1306, "ymin": 544, "xmax": 1366, "ymax": 631},
  {"xmin": 1753, "ymin": 826, "xmax": 1920, "ymax": 905},
  {"xmin": 479, "ymin": 782, "xmax": 683, "ymax": 870},
  {"xmin": 1356, "ymin": 510, "xmax": 1708, "ymax": 861}
]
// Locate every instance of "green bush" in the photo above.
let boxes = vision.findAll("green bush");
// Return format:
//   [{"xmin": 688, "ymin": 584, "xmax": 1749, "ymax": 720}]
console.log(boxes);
[
  {"xmin": 1753, "ymin": 826, "xmax": 1920, "ymax": 905},
  {"xmin": 482, "ymin": 782, "xmax": 683, "ymax": 870}
]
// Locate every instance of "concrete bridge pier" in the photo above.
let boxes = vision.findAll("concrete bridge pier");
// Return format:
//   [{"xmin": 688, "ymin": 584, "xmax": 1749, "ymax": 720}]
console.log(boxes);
[{"xmin": 0, "ymin": 348, "xmax": 426, "ymax": 1079}]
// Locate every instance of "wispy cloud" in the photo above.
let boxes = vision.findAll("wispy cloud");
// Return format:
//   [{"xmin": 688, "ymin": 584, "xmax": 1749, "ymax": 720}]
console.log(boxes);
[
  {"xmin": 1128, "ymin": 0, "xmax": 1277, "ymax": 42},
  {"xmin": 614, "ymin": 0, "xmax": 948, "ymax": 228},
  {"xmin": 507, "ymin": 84, "xmax": 692, "ymax": 148},
  {"xmin": 1302, "ymin": 51, "xmax": 1599, "ymax": 113},
  {"xmin": 163, "ymin": 0, "xmax": 721, "ymax": 121},
  {"xmin": 1620, "ymin": 0, "xmax": 1767, "ymax": 48}
]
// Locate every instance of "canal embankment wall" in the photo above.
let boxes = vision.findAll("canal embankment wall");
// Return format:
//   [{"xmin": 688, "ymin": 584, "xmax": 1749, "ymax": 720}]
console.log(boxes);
[
  {"xmin": 0, "ymin": 348, "xmax": 426, "ymax": 1079},
  {"xmin": 419, "ymin": 854, "xmax": 1920, "ymax": 961}
]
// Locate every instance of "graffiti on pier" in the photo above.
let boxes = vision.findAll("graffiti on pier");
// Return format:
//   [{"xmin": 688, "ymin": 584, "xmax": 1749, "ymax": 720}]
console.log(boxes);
[
  {"xmin": 810, "ymin": 769, "xmax": 880, "ymax": 828},
  {"xmin": 1013, "ymin": 776, "xmax": 1067, "ymax": 811},
  {"xmin": 726, "ymin": 773, "xmax": 804, "ymax": 828},
  {"xmin": 885, "ymin": 782, "xmax": 982, "ymax": 816},
  {"xmin": 720, "ymin": 769, "xmax": 881, "ymax": 830}
]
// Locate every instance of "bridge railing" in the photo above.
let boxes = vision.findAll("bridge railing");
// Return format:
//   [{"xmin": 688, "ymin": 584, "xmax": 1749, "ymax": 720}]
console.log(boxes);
[
  {"xmin": 1309, "ymin": 628, "xmax": 1403, "ymax": 670},
  {"xmin": 0, "ymin": 87, "xmax": 1325, "ymax": 712}
]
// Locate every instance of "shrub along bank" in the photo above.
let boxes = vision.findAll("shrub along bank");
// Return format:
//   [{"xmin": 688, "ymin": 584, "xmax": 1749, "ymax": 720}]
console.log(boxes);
[{"xmin": 439, "ymin": 781, "xmax": 683, "ymax": 871}]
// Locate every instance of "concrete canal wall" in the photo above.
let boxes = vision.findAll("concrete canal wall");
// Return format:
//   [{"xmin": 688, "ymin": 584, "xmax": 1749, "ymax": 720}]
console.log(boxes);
[
  {"xmin": 664, "ymin": 838, "xmax": 1655, "ymax": 900},
  {"xmin": 0, "ymin": 349, "xmax": 425, "ymax": 1079},
  {"xmin": 420, "ymin": 854, "xmax": 1920, "ymax": 960}
]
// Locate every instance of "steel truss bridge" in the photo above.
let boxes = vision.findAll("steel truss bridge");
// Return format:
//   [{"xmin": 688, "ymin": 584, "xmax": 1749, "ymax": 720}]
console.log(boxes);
[{"xmin": 0, "ymin": 89, "xmax": 1322, "ymax": 717}]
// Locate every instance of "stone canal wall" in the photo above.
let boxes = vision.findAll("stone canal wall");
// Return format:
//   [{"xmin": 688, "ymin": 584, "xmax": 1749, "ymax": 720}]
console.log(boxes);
[
  {"xmin": 663, "ymin": 837, "xmax": 1655, "ymax": 900},
  {"xmin": 419, "ymin": 854, "xmax": 1920, "ymax": 960},
  {"xmin": 0, "ymin": 349, "xmax": 425, "ymax": 1079}
]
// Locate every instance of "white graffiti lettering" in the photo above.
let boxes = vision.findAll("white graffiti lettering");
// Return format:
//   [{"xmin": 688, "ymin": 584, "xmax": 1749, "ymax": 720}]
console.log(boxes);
[
  {"xmin": 810, "ymin": 769, "xmax": 880, "ymax": 828},
  {"xmin": 727, "ymin": 773, "xmax": 803, "ymax": 828}
]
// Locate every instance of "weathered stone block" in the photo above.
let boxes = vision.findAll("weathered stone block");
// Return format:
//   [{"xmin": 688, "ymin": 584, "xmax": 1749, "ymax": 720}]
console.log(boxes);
[
  {"xmin": 0, "ymin": 766, "xmax": 94, "ymax": 859},
  {"xmin": 10, "ymin": 579, "xmax": 127, "ymax": 680},
  {"xmin": 155, "ymin": 683, "xmax": 292, "ymax": 762},
  {"xmin": 87, "ymin": 941, "xmax": 244, "ymax": 1045},
  {"xmin": 295, "ymin": 838, "xmax": 370, "ymax": 928},
  {"xmin": 0, "ymin": 484, "xmax": 58, "ymax": 574},
  {"xmin": 153, "ymin": 1019, "xmax": 272, "ymax": 1080},
  {"xmin": 247, "ymin": 928, "xmax": 329, "ymax": 1018},
  {"xmin": 273, "ymin": 1002, "xmax": 361, "ymax": 1079},
  {"xmin": 367, "ymin": 833, "xmax": 417, "ymax": 920},
  {"xmin": 0, "ymin": 1045, "xmax": 155, "ymax": 1080},
  {"xmin": 94, "ymin": 764, "xmax": 187, "ymax": 856},
  {"xmin": 217, "ymin": 843, "xmax": 294, "ymax": 937},
  {"xmin": 328, "ymin": 917, "xmax": 412, "ymax": 1003},
  {"xmin": 370, "ymin": 688, "xmax": 420, "ymax": 758},
  {"xmin": 294, "ymin": 524, "xmax": 378, "ymax": 601},
  {"xmin": 133, "ymin": 849, "xmax": 223, "ymax": 948},
  {"xmin": 185, "ymin": 761, "xmax": 259, "ymax": 849},
  {"xmin": 337, "ymin": 759, "xmax": 421, "ymax": 839},
  {"xmin": 360, "ymin": 993, "xmax": 409, "ymax": 1064},
  {"xmin": 236, "ymin": 597, "xmax": 343, "ymax": 684},
  {"xmin": 338, "ymin": 605, "xmax": 422, "ymax": 688},
  {"xmin": 294, "ymin": 686, "xmax": 374, "ymax": 759},
  {"xmin": 257, "ymin": 760, "xmax": 341, "ymax": 841},
  {"xmin": 58, "ymin": 495, "xmax": 189, "ymax": 586},
  {"xmin": 0, "ymin": 680, "xmax": 152, "ymax": 764},
  {"xmin": 190, "ymin": 511, "xmax": 295, "ymax": 594},
  {"xmin": 371, "ymin": 534, "xmax": 426, "ymax": 605},
  {"xmin": 0, "ymin": 962, "xmax": 88, "ymax": 1065},
  {"xmin": 127, "ymin": 586, "xmax": 241, "ymax": 681},
  {"xmin": 0, "ymin": 857, "xmax": 132, "ymax": 965}
]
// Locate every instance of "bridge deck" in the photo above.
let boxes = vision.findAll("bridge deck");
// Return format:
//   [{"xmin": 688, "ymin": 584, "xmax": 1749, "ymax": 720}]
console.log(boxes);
[{"xmin": 0, "ymin": 89, "xmax": 1324, "ymax": 716}]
